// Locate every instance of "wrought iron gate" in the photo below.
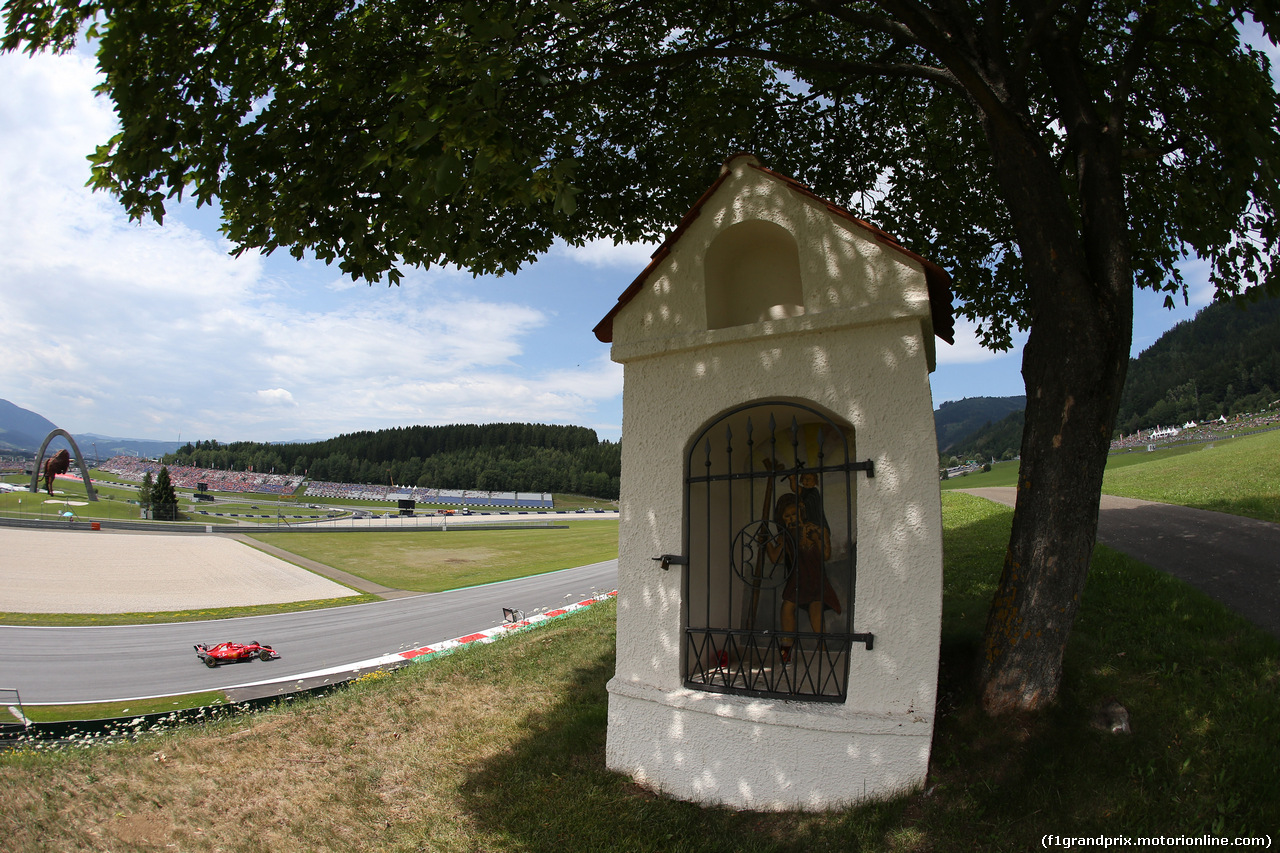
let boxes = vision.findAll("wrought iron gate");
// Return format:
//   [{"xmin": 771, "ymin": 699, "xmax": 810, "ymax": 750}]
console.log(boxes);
[{"xmin": 683, "ymin": 401, "xmax": 874, "ymax": 701}]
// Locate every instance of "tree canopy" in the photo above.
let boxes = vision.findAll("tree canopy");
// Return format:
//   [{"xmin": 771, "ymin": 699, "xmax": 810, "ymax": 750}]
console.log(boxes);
[
  {"xmin": 5, "ymin": 2, "xmax": 1277, "ymax": 337},
  {"xmin": 137, "ymin": 469, "xmax": 152, "ymax": 517},
  {"xmin": 166, "ymin": 423, "xmax": 622, "ymax": 498},
  {"xmin": 7, "ymin": 0, "xmax": 1280, "ymax": 712},
  {"xmin": 151, "ymin": 464, "xmax": 177, "ymax": 521}
]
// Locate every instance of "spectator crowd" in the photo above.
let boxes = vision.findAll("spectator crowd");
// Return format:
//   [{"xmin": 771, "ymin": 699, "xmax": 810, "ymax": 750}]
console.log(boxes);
[
  {"xmin": 1109, "ymin": 411, "xmax": 1280, "ymax": 452},
  {"xmin": 302, "ymin": 481, "xmax": 552, "ymax": 508},
  {"xmin": 99, "ymin": 457, "xmax": 303, "ymax": 495},
  {"xmin": 97, "ymin": 456, "xmax": 553, "ymax": 507}
]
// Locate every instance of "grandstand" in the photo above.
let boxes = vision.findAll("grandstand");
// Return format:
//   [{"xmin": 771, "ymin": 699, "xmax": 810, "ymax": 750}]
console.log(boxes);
[
  {"xmin": 1109, "ymin": 411, "xmax": 1280, "ymax": 452},
  {"xmin": 96, "ymin": 456, "xmax": 554, "ymax": 508},
  {"xmin": 302, "ymin": 481, "xmax": 553, "ymax": 509},
  {"xmin": 99, "ymin": 456, "xmax": 305, "ymax": 496}
]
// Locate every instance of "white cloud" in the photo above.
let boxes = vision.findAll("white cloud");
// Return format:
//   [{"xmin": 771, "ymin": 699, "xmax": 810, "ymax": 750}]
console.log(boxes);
[
  {"xmin": 361, "ymin": 355, "xmax": 622, "ymax": 432},
  {"xmin": 0, "ymin": 49, "xmax": 626, "ymax": 443},
  {"xmin": 1172, "ymin": 256, "xmax": 1217, "ymax": 308},
  {"xmin": 554, "ymin": 238, "xmax": 659, "ymax": 270},
  {"xmin": 934, "ymin": 317, "xmax": 1028, "ymax": 366},
  {"xmin": 539, "ymin": 354, "xmax": 624, "ymax": 399},
  {"xmin": 257, "ymin": 388, "xmax": 297, "ymax": 406}
]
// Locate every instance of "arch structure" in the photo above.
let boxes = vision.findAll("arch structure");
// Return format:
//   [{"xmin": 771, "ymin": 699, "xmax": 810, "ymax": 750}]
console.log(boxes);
[
  {"xmin": 683, "ymin": 400, "xmax": 873, "ymax": 703},
  {"xmin": 29, "ymin": 429, "xmax": 99, "ymax": 501},
  {"xmin": 703, "ymin": 220, "xmax": 805, "ymax": 330}
]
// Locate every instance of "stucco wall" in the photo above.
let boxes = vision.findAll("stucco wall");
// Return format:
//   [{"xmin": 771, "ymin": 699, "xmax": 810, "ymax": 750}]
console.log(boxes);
[
  {"xmin": 604, "ymin": 155, "xmax": 944, "ymax": 810},
  {"xmin": 610, "ymin": 322, "xmax": 942, "ymax": 706},
  {"xmin": 608, "ymin": 160, "xmax": 938, "ymax": 368}
]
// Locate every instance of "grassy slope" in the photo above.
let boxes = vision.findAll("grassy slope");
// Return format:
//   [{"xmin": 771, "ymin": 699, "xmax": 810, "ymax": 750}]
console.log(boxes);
[
  {"xmin": 3, "ymin": 496, "xmax": 1276, "ymax": 851},
  {"xmin": 1101, "ymin": 429, "xmax": 1280, "ymax": 523},
  {"xmin": 928, "ymin": 495, "xmax": 1279, "ymax": 842},
  {"xmin": 941, "ymin": 428, "xmax": 1280, "ymax": 523}
]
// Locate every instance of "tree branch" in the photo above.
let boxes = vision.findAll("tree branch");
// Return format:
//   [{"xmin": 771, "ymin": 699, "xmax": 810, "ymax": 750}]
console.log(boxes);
[
  {"xmin": 1112, "ymin": 6, "xmax": 1158, "ymax": 135},
  {"xmin": 799, "ymin": 0, "xmax": 924, "ymax": 44},
  {"xmin": 1012, "ymin": 1, "xmax": 1069, "ymax": 87},
  {"xmin": 868, "ymin": 0, "xmax": 1025, "ymax": 125},
  {"xmin": 1063, "ymin": 0, "xmax": 1099, "ymax": 47},
  {"xmin": 625, "ymin": 41, "xmax": 961, "ymax": 89}
]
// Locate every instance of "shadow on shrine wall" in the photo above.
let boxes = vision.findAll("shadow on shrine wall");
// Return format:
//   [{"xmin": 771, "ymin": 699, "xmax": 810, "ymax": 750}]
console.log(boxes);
[{"xmin": 619, "ymin": 329, "xmax": 942, "ymax": 708}]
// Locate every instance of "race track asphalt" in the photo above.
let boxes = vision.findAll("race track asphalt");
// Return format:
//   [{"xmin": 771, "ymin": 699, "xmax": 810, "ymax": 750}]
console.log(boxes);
[
  {"xmin": 6, "ymin": 492, "xmax": 1276, "ymax": 707},
  {"xmin": 0, "ymin": 559, "xmax": 618, "ymax": 705}
]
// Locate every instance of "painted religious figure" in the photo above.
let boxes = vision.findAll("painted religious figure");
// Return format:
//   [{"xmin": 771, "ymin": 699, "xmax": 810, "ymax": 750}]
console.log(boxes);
[{"xmin": 762, "ymin": 474, "xmax": 842, "ymax": 662}]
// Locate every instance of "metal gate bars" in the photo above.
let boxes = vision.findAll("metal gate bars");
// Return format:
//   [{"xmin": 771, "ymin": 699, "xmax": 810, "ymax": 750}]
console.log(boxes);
[{"xmin": 683, "ymin": 401, "xmax": 874, "ymax": 701}]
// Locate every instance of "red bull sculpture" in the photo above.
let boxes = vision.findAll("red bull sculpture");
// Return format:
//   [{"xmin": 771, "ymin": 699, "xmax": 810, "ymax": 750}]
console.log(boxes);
[{"xmin": 42, "ymin": 448, "xmax": 71, "ymax": 496}]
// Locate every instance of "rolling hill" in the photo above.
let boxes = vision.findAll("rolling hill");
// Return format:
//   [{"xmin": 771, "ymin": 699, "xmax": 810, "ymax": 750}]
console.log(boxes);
[
  {"xmin": 0, "ymin": 400, "xmax": 193, "ymax": 459},
  {"xmin": 1116, "ymin": 293, "xmax": 1280, "ymax": 433},
  {"xmin": 0, "ymin": 399, "xmax": 58, "ymax": 453},
  {"xmin": 932, "ymin": 396, "xmax": 1025, "ymax": 454}
]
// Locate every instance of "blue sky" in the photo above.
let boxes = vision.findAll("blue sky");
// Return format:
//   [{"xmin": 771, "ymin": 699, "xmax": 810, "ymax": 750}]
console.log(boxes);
[{"xmin": 2, "ymin": 32, "xmax": 1267, "ymax": 445}]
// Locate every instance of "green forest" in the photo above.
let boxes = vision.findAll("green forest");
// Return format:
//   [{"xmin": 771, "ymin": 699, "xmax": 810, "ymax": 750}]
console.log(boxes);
[
  {"xmin": 933, "ymin": 396, "xmax": 1026, "ymax": 454},
  {"xmin": 942, "ymin": 294, "xmax": 1280, "ymax": 462},
  {"xmin": 1115, "ymin": 295, "xmax": 1280, "ymax": 434},
  {"xmin": 943, "ymin": 410, "xmax": 1026, "ymax": 465},
  {"xmin": 164, "ymin": 423, "xmax": 621, "ymax": 499}
]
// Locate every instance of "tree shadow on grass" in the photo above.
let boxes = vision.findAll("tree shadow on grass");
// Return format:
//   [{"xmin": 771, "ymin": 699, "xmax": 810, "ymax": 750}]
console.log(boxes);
[
  {"xmin": 460, "ymin": 498, "xmax": 1280, "ymax": 851},
  {"xmin": 919, "ymin": 496, "xmax": 1280, "ymax": 842},
  {"xmin": 457, "ymin": 620, "xmax": 911, "ymax": 853}
]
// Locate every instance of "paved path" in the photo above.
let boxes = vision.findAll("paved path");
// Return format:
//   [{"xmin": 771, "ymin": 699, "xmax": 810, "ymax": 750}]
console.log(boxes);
[{"xmin": 960, "ymin": 488, "xmax": 1280, "ymax": 639}]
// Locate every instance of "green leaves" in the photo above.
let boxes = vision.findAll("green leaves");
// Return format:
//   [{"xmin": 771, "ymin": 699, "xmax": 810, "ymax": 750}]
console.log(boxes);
[
  {"xmin": 1, "ymin": 0, "xmax": 100, "ymax": 53},
  {"xmin": 5, "ymin": 0, "xmax": 1279, "ymax": 313},
  {"xmin": 434, "ymin": 154, "xmax": 463, "ymax": 196}
]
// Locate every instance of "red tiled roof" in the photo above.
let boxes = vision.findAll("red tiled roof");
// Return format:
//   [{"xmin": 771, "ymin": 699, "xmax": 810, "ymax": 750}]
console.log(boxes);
[{"xmin": 592, "ymin": 154, "xmax": 956, "ymax": 345}]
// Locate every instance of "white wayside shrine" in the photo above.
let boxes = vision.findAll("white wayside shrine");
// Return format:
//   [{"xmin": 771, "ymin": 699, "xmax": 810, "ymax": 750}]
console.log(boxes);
[{"xmin": 593, "ymin": 154, "xmax": 956, "ymax": 811}]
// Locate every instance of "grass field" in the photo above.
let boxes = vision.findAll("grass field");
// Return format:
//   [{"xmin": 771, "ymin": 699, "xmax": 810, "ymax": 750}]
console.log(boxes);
[
  {"xmin": 1101, "ymin": 429, "xmax": 1280, "ymax": 523},
  {"xmin": 940, "ymin": 429, "xmax": 1280, "ymax": 523},
  {"xmin": 0, "ymin": 475, "xmax": 154, "ymax": 522},
  {"xmin": 3, "ymin": 431, "xmax": 1275, "ymax": 846},
  {"xmin": 3, "ymin": 494, "xmax": 1275, "ymax": 851},
  {"xmin": 0, "ymin": 594, "xmax": 382, "ymax": 629},
  {"xmin": 247, "ymin": 520, "xmax": 619, "ymax": 593},
  {"xmin": 15, "ymin": 692, "xmax": 231, "ymax": 724}
]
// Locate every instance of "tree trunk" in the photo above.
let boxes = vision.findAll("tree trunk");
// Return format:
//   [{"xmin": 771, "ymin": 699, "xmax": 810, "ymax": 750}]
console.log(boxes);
[
  {"xmin": 975, "ymin": 108, "xmax": 1133, "ymax": 714},
  {"xmin": 977, "ymin": 294, "xmax": 1130, "ymax": 713}
]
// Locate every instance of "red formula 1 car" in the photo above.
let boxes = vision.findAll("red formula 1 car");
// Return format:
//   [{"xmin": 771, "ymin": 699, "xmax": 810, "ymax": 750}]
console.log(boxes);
[{"xmin": 194, "ymin": 641, "xmax": 279, "ymax": 668}]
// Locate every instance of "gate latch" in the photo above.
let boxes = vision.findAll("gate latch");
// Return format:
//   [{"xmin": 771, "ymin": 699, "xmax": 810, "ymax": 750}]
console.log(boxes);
[{"xmin": 652, "ymin": 554, "xmax": 687, "ymax": 571}]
